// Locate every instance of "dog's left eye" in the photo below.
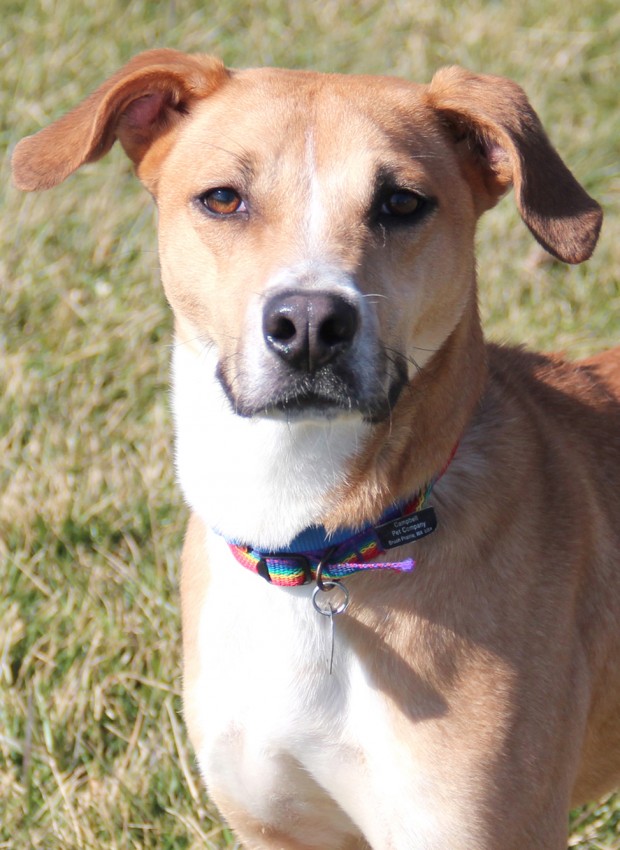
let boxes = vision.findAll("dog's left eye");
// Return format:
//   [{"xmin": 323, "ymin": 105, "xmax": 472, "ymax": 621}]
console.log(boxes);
[
  {"xmin": 380, "ymin": 190, "xmax": 425, "ymax": 218},
  {"xmin": 197, "ymin": 188, "xmax": 247, "ymax": 216}
]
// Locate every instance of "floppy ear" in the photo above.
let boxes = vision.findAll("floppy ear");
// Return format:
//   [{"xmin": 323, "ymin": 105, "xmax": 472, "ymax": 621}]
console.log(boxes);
[
  {"xmin": 426, "ymin": 66, "xmax": 602, "ymax": 264},
  {"xmin": 12, "ymin": 48, "xmax": 229, "ymax": 193}
]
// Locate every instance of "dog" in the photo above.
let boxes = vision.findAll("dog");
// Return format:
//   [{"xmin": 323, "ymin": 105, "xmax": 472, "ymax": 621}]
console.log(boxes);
[{"xmin": 12, "ymin": 49, "xmax": 620, "ymax": 849}]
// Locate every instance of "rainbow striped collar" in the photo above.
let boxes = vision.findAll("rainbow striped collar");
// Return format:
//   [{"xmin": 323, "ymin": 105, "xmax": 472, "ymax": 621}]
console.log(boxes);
[{"xmin": 225, "ymin": 481, "xmax": 440, "ymax": 588}]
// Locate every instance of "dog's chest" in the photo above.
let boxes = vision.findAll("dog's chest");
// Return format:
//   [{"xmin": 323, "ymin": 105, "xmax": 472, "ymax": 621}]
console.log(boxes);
[
  {"xmin": 192, "ymin": 534, "xmax": 387, "ymax": 841},
  {"xmin": 188, "ymin": 534, "xmax": 461, "ymax": 848}
]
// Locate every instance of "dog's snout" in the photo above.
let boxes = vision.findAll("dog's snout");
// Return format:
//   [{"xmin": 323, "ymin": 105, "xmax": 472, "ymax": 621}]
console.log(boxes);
[{"xmin": 263, "ymin": 290, "xmax": 359, "ymax": 373}]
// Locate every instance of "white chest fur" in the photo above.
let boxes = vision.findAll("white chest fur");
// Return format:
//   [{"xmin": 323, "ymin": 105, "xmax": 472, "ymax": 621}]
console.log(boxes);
[
  {"xmin": 191, "ymin": 533, "xmax": 449, "ymax": 849},
  {"xmin": 195, "ymin": 534, "xmax": 361, "ymax": 830},
  {"xmin": 172, "ymin": 341, "xmax": 371, "ymax": 550}
]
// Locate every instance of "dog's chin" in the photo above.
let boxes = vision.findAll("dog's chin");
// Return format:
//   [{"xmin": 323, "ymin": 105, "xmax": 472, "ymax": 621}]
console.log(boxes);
[
  {"xmin": 250, "ymin": 393, "xmax": 367, "ymax": 423},
  {"xmin": 217, "ymin": 369, "xmax": 407, "ymax": 424}
]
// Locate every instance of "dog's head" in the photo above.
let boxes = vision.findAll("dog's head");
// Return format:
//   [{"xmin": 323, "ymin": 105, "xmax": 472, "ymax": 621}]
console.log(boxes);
[
  {"xmin": 12, "ymin": 51, "xmax": 602, "ymax": 544},
  {"xmin": 12, "ymin": 50, "xmax": 601, "ymax": 423}
]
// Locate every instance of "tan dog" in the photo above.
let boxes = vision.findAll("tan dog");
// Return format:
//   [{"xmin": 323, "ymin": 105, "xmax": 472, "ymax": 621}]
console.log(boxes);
[{"xmin": 13, "ymin": 50, "xmax": 620, "ymax": 850}]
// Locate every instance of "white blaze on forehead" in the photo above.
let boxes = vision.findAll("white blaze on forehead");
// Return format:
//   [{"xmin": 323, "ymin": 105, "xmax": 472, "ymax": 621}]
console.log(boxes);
[{"xmin": 301, "ymin": 112, "xmax": 385, "ymax": 259}]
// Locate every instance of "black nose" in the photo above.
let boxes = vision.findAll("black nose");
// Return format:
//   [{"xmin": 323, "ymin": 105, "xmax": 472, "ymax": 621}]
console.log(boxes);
[{"xmin": 263, "ymin": 290, "xmax": 359, "ymax": 373}]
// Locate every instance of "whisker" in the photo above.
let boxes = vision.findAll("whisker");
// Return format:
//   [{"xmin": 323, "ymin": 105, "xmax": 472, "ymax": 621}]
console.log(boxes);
[
  {"xmin": 169, "ymin": 334, "xmax": 208, "ymax": 350},
  {"xmin": 384, "ymin": 346, "xmax": 421, "ymax": 374},
  {"xmin": 408, "ymin": 345, "xmax": 441, "ymax": 354}
]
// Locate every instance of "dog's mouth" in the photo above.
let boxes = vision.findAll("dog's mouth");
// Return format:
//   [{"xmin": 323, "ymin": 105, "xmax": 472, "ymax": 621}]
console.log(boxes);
[{"xmin": 217, "ymin": 357, "xmax": 408, "ymax": 423}]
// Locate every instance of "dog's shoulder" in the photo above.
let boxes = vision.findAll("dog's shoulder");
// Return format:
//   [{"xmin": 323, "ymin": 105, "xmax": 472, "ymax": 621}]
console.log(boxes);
[
  {"xmin": 579, "ymin": 347, "xmax": 620, "ymax": 403},
  {"xmin": 484, "ymin": 342, "xmax": 620, "ymax": 477},
  {"xmin": 487, "ymin": 342, "xmax": 620, "ymax": 411}
]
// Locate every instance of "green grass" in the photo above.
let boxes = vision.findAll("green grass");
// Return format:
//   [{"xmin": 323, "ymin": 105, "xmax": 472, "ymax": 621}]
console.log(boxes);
[{"xmin": 1, "ymin": 1, "xmax": 619, "ymax": 847}]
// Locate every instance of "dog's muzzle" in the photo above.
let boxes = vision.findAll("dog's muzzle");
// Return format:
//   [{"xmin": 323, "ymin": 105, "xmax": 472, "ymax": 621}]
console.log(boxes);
[{"xmin": 217, "ymin": 288, "xmax": 408, "ymax": 421}]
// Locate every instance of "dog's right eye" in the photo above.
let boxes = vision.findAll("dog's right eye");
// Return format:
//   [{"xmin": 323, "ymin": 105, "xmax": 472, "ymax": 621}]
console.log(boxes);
[
  {"xmin": 370, "ymin": 180, "xmax": 435, "ymax": 229},
  {"xmin": 197, "ymin": 188, "xmax": 247, "ymax": 216},
  {"xmin": 378, "ymin": 189, "xmax": 429, "ymax": 222}
]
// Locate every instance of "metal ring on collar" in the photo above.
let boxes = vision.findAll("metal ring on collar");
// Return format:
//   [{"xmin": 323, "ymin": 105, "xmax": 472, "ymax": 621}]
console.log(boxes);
[{"xmin": 311, "ymin": 580, "xmax": 350, "ymax": 616}]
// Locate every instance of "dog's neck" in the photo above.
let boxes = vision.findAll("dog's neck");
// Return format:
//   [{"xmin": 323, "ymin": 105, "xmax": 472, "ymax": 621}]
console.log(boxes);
[
  {"xmin": 172, "ymin": 301, "xmax": 487, "ymax": 551},
  {"xmin": 221, "ymin": 440, "xmax": 460, "ymax": 586},
  {"xmin": 321, "ymin": 297, "xmax": 487, "ymax": 533}
]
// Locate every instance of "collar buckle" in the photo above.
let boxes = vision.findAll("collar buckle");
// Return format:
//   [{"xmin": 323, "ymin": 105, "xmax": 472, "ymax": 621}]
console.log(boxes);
[{"xmin": 257, "ymin": 552, "xmax": 314, "ymax": 585}]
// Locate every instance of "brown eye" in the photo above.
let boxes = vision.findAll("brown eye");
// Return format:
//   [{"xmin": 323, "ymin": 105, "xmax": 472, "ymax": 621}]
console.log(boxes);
[
  {"xmin": 199, "ymin": 188, "xmax": 246, "ymax": 215},
  {"xmin": 381, "ymin": 190, "xmax": 422, "ymax": 217}
]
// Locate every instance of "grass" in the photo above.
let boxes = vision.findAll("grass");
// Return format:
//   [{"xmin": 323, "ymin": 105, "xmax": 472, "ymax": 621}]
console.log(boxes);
[{"xmin": 1, "ymin": 0, "xmax": 619, "ymax": 847}]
